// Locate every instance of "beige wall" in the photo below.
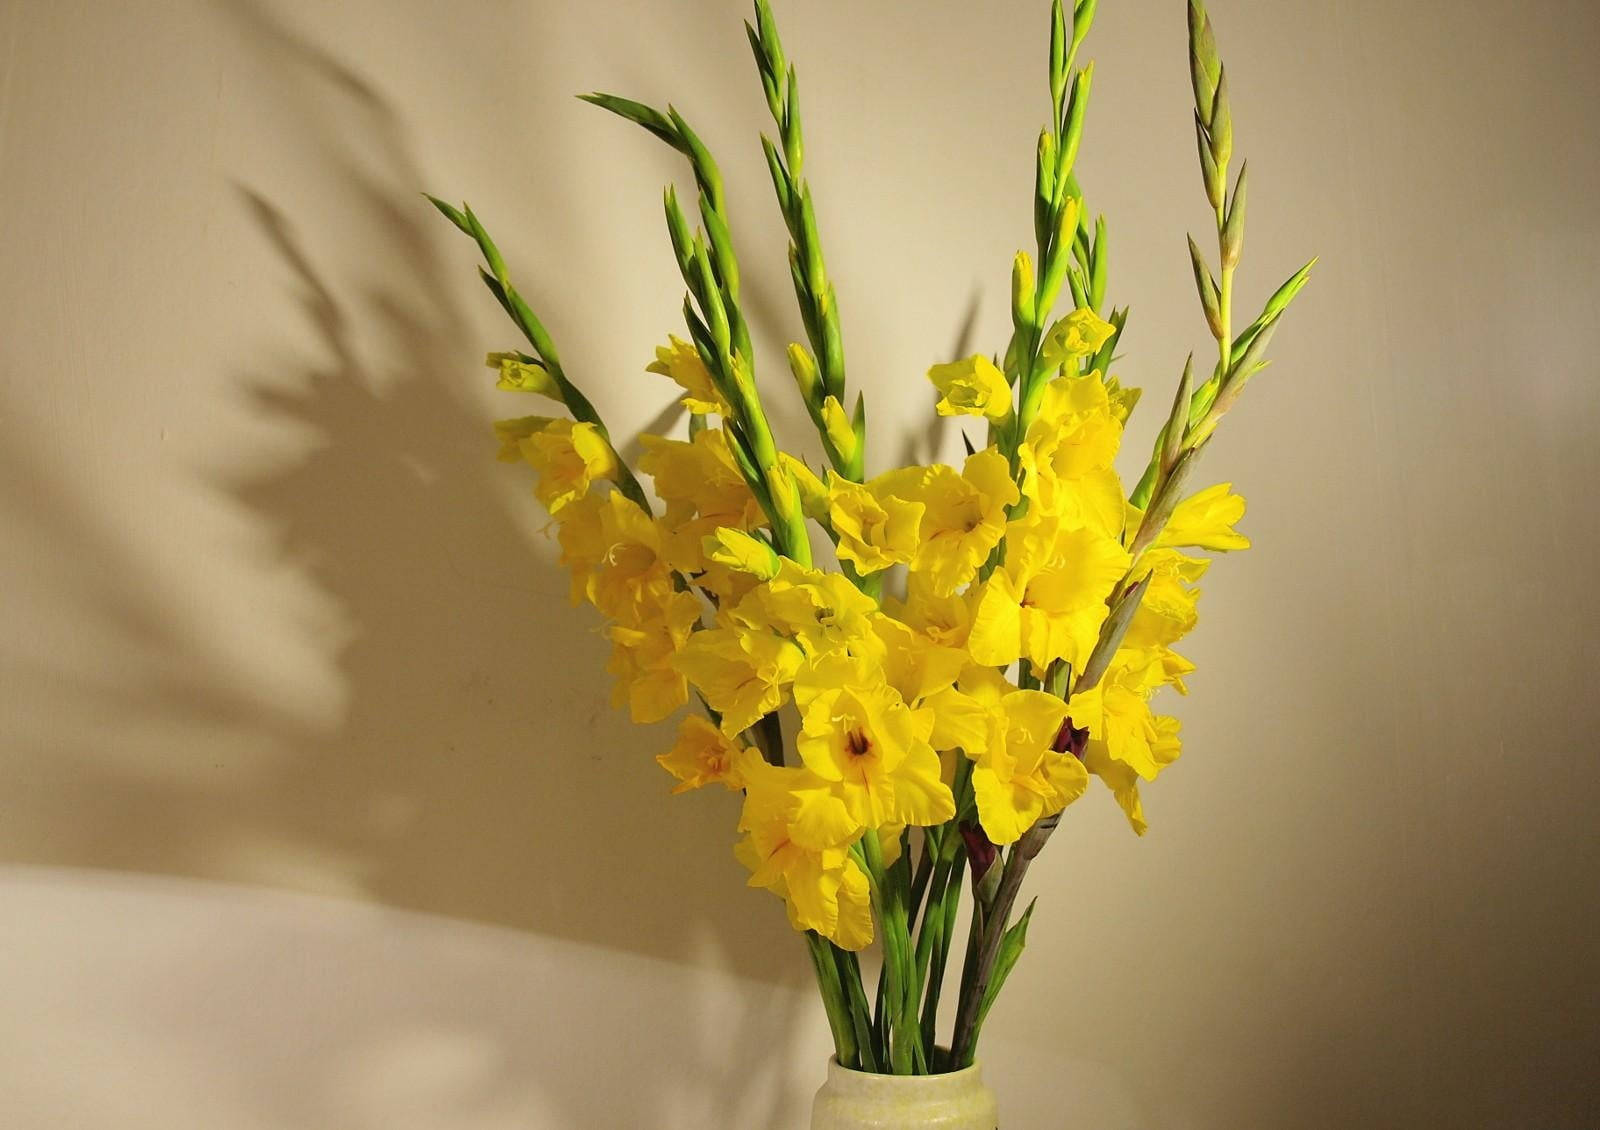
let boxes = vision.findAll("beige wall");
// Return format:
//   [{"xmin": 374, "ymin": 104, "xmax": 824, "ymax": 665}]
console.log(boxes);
[{"xmin": 3, "ymin": 0, "xmax": 1598, "ymax": 1125}]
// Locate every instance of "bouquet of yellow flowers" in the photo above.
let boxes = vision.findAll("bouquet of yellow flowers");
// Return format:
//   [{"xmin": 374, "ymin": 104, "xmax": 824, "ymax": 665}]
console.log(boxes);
[{"xmin": 432, "ymin": 0, "xmax": 1311, "ymax": 1080}]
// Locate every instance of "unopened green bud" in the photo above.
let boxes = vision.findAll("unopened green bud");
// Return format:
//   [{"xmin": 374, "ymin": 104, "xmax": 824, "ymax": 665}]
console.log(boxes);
[
  {"xmin": 1089, "ymin": 215, "xmax": 1108, "ymax": 309},
  {"xmin": 1187, "ymin": 1, "xmax": 1220, "ymax": 122},
  {"xmin": 1221, "ymin": 161, "xmax": 1247, "ymax": 268},
  {"xmin": 1195, "ymin": 112, "xmax": 1224, "ymax": 211},
  {"xmin": 1260, "ymin": 256, "xmax": 1317, "ymax": 325},
  {"xmin": 1049, "ymin": 0, "xmax": 1068, "ymax": 118},
  {"xmin": 1161, "ymin": 355, "xmax": 1194, "ymax": 474},
  {"xmin": 1058, "ymin": 62, "xmax": 1094, "ymax": 176},
  {"xmin": 705, "ymin": 527, "xmax": 781, "ymax": 580},
  {"xmin": 787, "ymin": 343, "xmax": 820, "ymax": 403},
  {"xmin": 1039, "ymin": 197, "xmax": 1082, "ymax": 313},
  {"xmin": 1210, "ymin": 66, "xmax": 1233, "ymax": 169},
  {"xmin": 820, "ymin": 395, "xmax": 857, "ymax": 464},
  {"xmin": 1012, "ymin": 251, "xmax": 1037, "ymax": 331},
  {"xmin": 1188, "ymin": 235, "xmax": 1223, "ymax": 340}
]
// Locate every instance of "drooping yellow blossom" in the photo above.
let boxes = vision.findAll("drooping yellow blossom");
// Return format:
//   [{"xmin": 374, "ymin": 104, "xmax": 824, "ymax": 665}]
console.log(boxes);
[
  {"xmin": 927, "ymin": 355, "xmax": 1014, "ymax": 420},
  {"xmin": 1121, "ymin": 549, "xmax": 1207, "ymax": 653},
  {"xmin": 673, "ymin": 625, "xmax": 804, "ymax": 736},
  {"xmin": 606, "ymin": 588, "xmax": 702, "ymax": 723},
  {"xmin": 656, "ymin": 714, "xmax": 748, "ymax": 794},
  {"xmin": 793, "ymin": 656, "xmax": 955, "ymax": 829},
  {"xmin": 647, "ymin": 335, "xmax": 729, "ymax": 415},
  {"xmin": 826, "ymin": 474, "xmax": 924, "ymax": 575},
  {"xmin": 488, "ymin": 352, "xmax": 564, "ymax": 401},
  {"xmin": 967, "ymin": 509, "xmax": 1131, "ymax": 673},
  {"xmin": 734, "ymin": 749, "xmax": 873, "ymax": 950},
  {"xmin": 1067, "ymin": 655, "xmax": 1185, "ymax": 782},
  {"xmin": 1154, "ymin": 482, "xmax": 1250, "ymax": 552},
  {"xmin": 495, "ymin": 416, "xmax": 618, "ymax": 515},
  {"xmin": 955, "ymin": 666, "xmax": 1088, "ymax": 844},
  {"xmin": 1038, "ymin": 307, "xmax": 1116, "ymax": 371},
  {"xmin": 555, "ymin": 491, "xmax": 676, "ymax": 621},
  {"xmin": 876, "ymin": 449, "xmax": 1020, "ymax": 596},
  {"xmin": 1082, "ymin": 714, "xmax": 1180, "ymax": 836}
]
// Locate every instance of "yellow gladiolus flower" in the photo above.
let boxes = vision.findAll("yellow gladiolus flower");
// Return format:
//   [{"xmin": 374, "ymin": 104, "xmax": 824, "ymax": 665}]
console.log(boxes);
[
  {"xmin": 1069, "ymin": 658, "xmax": 1183, "ymax": 781},
  {"xmin": 875, "ymin": 448, "xmax": 1020, "ymax": 597},
  {"xmin": 826, "ymin": 475, "xmax": 924, "ymax": 575},
  {"xmin": 1082, "ymin": 714, "xmax": 1180, "ymax": 836},
  {"xmin": 926, "ymin": 354, "xmax": 1014, "ymax": 421},
  {"xmin": 968, "ymin": 510, "xmax": 1131, "ymax": 673},
  {"xmin": 872, "ymin": 615, "xmax": 967, "ymax": 707},
  {"xmin": 1122, "ymin": 549, "xmax": 1207, "ymax": 653},
  {"xmin": 656, "ymin": 714, "xmax": 748, "ymax": 794},
  {"xmin": 606, "ymin": 588, "xmax": 702, "ymax": 723},
  {"xmin": 794, "ymin": 657, "xmax": 955, "ymax": 829},
  {"xmin": 1155, "ymin": 482, "xmax": 1250, "ymax": 552},
  {"xmin": 504, "ymin": 416, "xmax": 618, "ymax": 515},
  {"xmin": 734, "ymin": 749, "xmax": 873, "ymax": 950},
  {"xmin": 673, "ymin": 625, "xmax": 803, "ymax": 737},
  {"xmin": 647, "ymin": 335, "xmax": 729, "ymax": 415},
  {"xmin": 731, "ymin": 563, "xmax": 882, "ymax": 661},
  {"xmin": 1102, "ymin": 373, "xmax": 1142, "ymax": 423},
  {"xmin": 555, "ymin": 491, "xmax": 676, "ymax": 621},
  {"xmin": 1019, "ymin": 373, "xmax": 1124, "ymax": 535},
  {"xmin": 487, "ymin": 352, "xmax": 563, "ymax": 401},
  {"xmin": 529, "ymin": 421, "xmax": 617, "ymax": 512},
  {"xmin": 954, "ymin": 669, "xmax": 1088, "ymax": 844},
  {"xmin": 887, "ymin": 574, "xmax": 975, "ymax": 651},
  {"xmin": 1038, "ymin": 307, "xmax": 1116, "ymax": 370}
]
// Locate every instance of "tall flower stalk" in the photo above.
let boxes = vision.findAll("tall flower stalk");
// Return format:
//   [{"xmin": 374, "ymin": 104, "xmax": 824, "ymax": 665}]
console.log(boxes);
[{"xmin": 431, "ymin": 0, "xmax": 1310, "ymax": 1075}]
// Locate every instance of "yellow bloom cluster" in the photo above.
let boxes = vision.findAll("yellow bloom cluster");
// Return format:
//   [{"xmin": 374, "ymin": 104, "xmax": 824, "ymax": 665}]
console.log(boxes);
[
  {"xmin": 438, "ymin": 0, "xmax": 1312, "ymax": 1074},
  {"xmin": 493, "ymin": 317, "xmax": 1249, "ymax": 950}
]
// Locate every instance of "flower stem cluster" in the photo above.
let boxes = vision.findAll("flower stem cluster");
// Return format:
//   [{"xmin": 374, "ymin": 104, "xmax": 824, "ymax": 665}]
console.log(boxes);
[{"xmin": 430, "ymin": 0, "xmax": 1311, "ymax": 1078}]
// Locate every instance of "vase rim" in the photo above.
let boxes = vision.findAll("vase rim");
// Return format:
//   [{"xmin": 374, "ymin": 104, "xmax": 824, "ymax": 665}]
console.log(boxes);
[{"xmin": 825, "ymin": 1055, "xmax": 985, "ymax": 1085}]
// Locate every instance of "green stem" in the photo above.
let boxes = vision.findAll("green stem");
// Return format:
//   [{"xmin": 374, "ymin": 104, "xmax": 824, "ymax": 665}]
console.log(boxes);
[
  {"xmin": 834, "ymin": 946, "xmax": 878, "ymax": 1073},
  {"xmin": 805, "ymin": 932, "xmax": 857, "ymax": 1068}
]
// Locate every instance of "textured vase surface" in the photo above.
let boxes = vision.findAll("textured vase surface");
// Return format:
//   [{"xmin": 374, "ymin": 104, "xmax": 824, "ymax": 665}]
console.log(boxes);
[{"xmin": 809, "ymin": 1057, "xmax": 999, "ymax": 1130}]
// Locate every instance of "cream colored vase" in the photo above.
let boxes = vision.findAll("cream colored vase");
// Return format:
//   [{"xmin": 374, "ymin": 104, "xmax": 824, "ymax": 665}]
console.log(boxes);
[{"xmin": 809, "ymin": 1058, "xmax": 999, "ymax": 1130}]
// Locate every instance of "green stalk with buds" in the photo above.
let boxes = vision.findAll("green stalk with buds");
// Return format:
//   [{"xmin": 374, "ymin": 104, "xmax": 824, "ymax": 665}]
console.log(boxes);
[
  {"xmin": 579, "ymin": 93, "xmax": 813, "ymax": 567},
  {"xmin": 747, "ymin": 0, "xmax": 864, "ymax": 482}
]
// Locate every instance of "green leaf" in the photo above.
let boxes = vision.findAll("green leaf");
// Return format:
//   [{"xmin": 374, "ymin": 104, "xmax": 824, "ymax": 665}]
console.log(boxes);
[
  {"xmin": 578, "ymin": 92, "xmax": 681, "ymax": 150},
  {"xmin": 972, "ymin": 898, "xmax": 1038, "ymax": 1040}
]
